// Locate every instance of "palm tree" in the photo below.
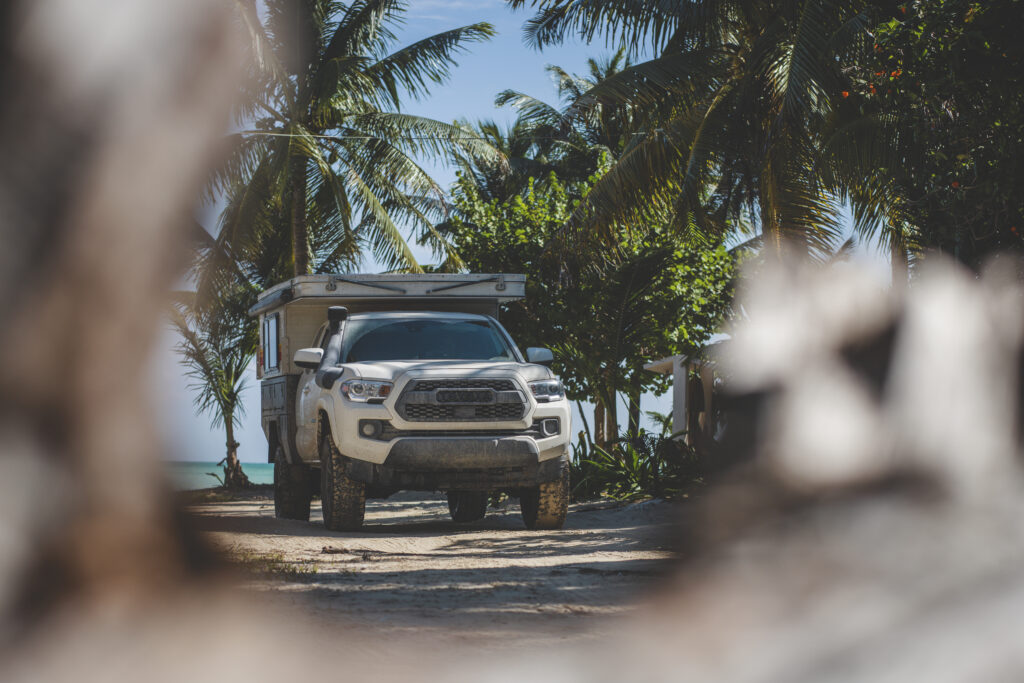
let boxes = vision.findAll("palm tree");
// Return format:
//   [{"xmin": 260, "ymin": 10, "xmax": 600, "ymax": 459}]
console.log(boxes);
[
  {"xmin": 450, "ymin": 117, "xmax": 560, "ymax": 203},
  {"xmin": 172, "ymin": 286, "xmax": 258, "ymax": 489},
  {"xmin": 211, "ymin": 0, "xmax": 500, "ymax": 277},
  {"xmin": 507, "ymin": 0, "xmax": 895, "ymax": 260},
  {"xmin": 457, "ymin": 49, "xmax": 641, "ymax": 200},
  {"xmin": 497, "ymin": 48, "xmax": 639, "ymax": 163}
]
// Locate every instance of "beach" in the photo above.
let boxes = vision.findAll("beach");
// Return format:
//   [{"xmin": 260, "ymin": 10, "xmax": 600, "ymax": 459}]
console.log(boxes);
[{"xmin": 185, "ymin": 489, "xmax": 679, "ymax": 650}]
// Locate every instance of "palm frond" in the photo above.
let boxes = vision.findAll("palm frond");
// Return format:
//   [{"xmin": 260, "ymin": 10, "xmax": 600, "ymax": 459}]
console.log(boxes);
[
  {"xmin": 509, "ymin": 0, "xmax": 682, "ymax": 54},
  {"xmin": 495, "ymin": 89, "xmax": 563, "ymax": 128},
  {"xmin": 323, "ymin": 0, "xmax": 403, "ymax": 63},
  {"xmin": 366, "ymin": 23, "xmax": 495, "ymax": 107}
]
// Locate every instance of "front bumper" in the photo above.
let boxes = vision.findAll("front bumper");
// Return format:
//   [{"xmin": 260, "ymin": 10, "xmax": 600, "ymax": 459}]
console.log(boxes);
[
  {"xmin": 326, "ymin": 386, "xmax": 571, "ymax": 466},
  {"xmin": 344, "ymin": 436, "xmax": 567, "ymax": 491}
]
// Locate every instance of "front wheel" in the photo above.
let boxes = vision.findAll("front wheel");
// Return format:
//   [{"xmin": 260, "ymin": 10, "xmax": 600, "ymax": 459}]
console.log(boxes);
[
  {"xmin": 320, "ymin": 419, "xmax": 366, "ymax": 531},
  {"xmin": 447, "ymin": 491, "xmax": 488, "ymax": 523},
  {"xmin": 520, "ymin": 466, "xmax": 569, "ymax": 530},
  {"xmin": 274, "ymin": 447, "xmax": 312, "ymax": 521}
]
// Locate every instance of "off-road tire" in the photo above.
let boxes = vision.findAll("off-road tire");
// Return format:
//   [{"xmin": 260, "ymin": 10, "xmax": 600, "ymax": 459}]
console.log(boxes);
[
  {"xmin": 447, "ymin": 491, "xmax": 488, "ymax": 523},
  {"xmin": 274, "ymin": 447, "xmax": 312, "ymax": 521},
  {"xmin": 319, "ymin": 418, "xmax": 366, "ymax": 531},
  {"xmin": 520, "ymin": 465, "xmax": 569, "ymax": 530}
]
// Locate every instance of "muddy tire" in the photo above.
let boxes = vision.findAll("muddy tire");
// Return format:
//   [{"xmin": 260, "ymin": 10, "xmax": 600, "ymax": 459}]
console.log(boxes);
[
  {"xmin": 319, "ymin": 418, "xmax": 366, "ymax": 531},
  {"xmin": 274, "ymin": 447, "xmax": 312, "ymax": 521},
  {"xmin": 520, "ymin": 465, "xmax": 569, "ymax": 530},
  {"xmin": 447, "ymin": 491, "xmax": 488, "ymax": 523}
]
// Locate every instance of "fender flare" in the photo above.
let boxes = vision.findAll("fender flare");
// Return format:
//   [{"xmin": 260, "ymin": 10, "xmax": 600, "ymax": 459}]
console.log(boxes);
[{"xmin": 315, "ymin": 394, "xmax": 340, "ymax": 452}]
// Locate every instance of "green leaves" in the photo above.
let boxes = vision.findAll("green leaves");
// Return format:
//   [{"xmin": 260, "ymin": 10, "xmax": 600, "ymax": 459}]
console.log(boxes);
[
  {"xmin": 858, "ymin": 0, "xmax": 1024, "ymax": 266},
  {"xmin": 444, "ymin": 170, "xmax": 734, "ymax": 426},
  {"xmin": 171, "ymin": 283, "xmax": 257, "ymax": 432},
  {"xmin": 509, "ymin": 0, "xmax": 684, "ymax": 55},
  {"xmin": 508, "ymin": 0, "xmax": 882, "ymax": 259},
  {"xmin": 573, "ymin": 432, "xmax": 704, "ymax": 501},
  {"xmin": 213, "ymin": 0, "xmax": 498, "ymax": 280}
]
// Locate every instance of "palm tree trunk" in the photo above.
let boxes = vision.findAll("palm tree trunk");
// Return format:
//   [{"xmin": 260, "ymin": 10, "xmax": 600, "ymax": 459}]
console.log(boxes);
[
  {"xmin": 576, "ymin": 400, "xmax": 593, "ymax": 447},
  {"xmin": 290, "ymin": 154, "xmax": 309, "ymax": 276},
  {"xmin": 627, "ymin": 372, "xmax": 642, "ymax": 438},
  {"xmin": 594, "ymin": 401, "xmax": 605, "ymax": 448},
  {"xmin": 222, "ymin": 419, "xmax": 251, "ymax": 490},
  {"xmin": 605, "ymin": 390, "xmax": 619, "ymax": 444},
  {"xmin": 760, "ymin": 168, "xmax": 783, "ymax": 258}
]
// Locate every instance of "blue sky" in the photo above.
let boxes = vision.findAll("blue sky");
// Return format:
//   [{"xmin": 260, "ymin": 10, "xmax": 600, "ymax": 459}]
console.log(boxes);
[{"xmin": 158, "ymin": 1, "xmax": 890, "ymax": 464}]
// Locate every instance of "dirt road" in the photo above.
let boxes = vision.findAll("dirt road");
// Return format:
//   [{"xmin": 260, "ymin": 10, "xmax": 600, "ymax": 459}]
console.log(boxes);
[{"xmin": 187, "ymin": 491, "xmax": 678, "ymax": 650}]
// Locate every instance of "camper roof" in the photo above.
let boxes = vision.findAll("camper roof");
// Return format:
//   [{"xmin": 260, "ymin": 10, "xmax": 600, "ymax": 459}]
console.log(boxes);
[{"xmin": 248, "ymin": 273, "xmax": 526, "ymax": 318}]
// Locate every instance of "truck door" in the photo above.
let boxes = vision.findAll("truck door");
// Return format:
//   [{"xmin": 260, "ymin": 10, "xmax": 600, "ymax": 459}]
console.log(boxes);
[{"xmin": 295, "ymin": 323, "xmax": 328, "ymax": 460}]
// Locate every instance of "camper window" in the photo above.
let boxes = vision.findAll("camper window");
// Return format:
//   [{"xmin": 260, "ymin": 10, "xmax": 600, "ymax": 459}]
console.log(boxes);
[{"xmin": 263, "ymin": 313, "xmax": 280, "ymax": 372}]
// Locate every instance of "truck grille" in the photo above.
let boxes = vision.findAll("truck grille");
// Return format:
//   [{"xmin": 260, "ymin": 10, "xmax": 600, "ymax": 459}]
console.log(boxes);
[
  {"xmin": 410, "ymin": 378, "xmax": 517, "ymax": 392},
  {"xmin": 397, "ymin": 378, "xmax": 526, "ymax": 422}
]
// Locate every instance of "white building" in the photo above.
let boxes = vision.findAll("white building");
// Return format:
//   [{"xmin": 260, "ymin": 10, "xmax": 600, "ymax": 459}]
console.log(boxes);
[{"xmin": 644, "ymin": 340, "xmax": 727, "ymax": 447}]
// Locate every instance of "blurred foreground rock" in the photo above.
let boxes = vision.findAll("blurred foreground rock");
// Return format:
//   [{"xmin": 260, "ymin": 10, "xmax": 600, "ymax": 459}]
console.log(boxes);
[{"xmin": 606, "ymin": 256, "xmax": 1024, "ymax": 682}]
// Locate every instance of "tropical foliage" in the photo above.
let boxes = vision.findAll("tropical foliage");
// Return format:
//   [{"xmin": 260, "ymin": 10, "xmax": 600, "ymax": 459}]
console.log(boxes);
[
  {"xmin": 442, "ymin": 51, "xmax": 735, "ymax": 445},
  {"xmin": 571, "ymin": 430, "xmax": 704, "ymax": 501},
  {"xmin": 505, "ymin": 0, "xmax": 912, "ymax": 262},
  {"xmin": 443, "ymin": 169, "xmax": 734, "ymax": 445},
  {"xmin": 171, "ymin": 284, "xmax": 257, "ymax": 489},
  {"xmin": 209, "ymin": 0, "xmax": 498, "ymax": 281},
  {"xmin": 862, "ymin": 0, "xmax": 1024, "ymax": 269},
  {"xmin": 507, "ymin": 0, "xmax": 1024, "ymax": 272},
  {"xmin": 455, "ymin": 48, "xmax": 640, "ymax": 203}
]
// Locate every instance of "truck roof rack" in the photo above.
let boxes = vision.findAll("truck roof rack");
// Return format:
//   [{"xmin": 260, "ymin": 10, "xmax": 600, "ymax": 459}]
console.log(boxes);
[{"xmin": 248, "ymin": 273, "xmax": 526, "ymax": 318}]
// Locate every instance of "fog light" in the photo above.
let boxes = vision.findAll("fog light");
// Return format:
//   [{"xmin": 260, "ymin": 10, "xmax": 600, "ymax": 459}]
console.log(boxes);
[
  {"xmin": 540, "ymin": 418, "xmax": 560, "ymax": 437},
  {"xmin": 359, "ymin": 420, "xmax": 383, "ymax": 439}
]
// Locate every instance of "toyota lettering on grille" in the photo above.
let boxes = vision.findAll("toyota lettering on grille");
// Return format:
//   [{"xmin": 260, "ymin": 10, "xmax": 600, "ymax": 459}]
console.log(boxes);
[{"xmin": 436, "ymin": 388, "xmax": 496, "ymax": 404}]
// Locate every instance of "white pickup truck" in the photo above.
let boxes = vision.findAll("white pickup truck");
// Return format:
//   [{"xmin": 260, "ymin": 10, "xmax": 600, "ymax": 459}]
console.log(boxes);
[{"xmin": 250, "ymin": 274, "xmax": 571, "ymax": 531}]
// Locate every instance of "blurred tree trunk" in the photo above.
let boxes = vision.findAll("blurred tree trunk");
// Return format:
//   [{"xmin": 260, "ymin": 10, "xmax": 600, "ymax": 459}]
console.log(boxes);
[{"xmin": 0, "ymin": 0, "xmax": 242, "ymax": 629}]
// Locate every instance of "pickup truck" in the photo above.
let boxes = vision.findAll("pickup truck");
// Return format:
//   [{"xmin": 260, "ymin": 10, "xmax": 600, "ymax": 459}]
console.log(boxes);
[{"xmin": 250, "ymin": 274, "xmax": 571, "ymax": 531}]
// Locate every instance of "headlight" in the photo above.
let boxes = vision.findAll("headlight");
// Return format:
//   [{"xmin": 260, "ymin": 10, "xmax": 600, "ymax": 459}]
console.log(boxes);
[
  {"xmin": 340, "ymin": 379, "xmax": 393, "ymax": 403},
  {"xmin": 529, "ymin": 379, "xmax": 565, "ymax": 402}
]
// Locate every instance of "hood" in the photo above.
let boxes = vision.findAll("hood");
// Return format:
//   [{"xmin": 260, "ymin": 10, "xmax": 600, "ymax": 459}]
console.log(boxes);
[{"xmin": 340, "ymin": 360, "xmax": 554, "ymax": 383}]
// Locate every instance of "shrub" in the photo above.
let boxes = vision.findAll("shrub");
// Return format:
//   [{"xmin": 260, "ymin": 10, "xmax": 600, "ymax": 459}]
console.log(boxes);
[{"xmin": 570, "ymin": 430, "xmax": 704, "ymax": 502}]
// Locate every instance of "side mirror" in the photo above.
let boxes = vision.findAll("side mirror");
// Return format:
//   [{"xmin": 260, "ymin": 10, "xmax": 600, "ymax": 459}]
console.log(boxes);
[
  {"xmin": 525, "ymin": 347, "xmax": 554, "ymax": 366},
  {"xmin": 293, "ymin": 348, "xmax": 324, "ymax": 370}
]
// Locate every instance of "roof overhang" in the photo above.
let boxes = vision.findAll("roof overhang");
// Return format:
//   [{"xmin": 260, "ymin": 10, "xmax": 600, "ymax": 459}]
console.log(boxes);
[{"xmin": 644, "ymin": 355, "xmax": 683, "ymax": 375}]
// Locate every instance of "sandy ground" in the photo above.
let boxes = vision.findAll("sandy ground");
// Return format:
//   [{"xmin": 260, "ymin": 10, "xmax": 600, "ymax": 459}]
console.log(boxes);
[{"xmin": 187, "ymin": 491, "xmax": 679, "ymax": 651}]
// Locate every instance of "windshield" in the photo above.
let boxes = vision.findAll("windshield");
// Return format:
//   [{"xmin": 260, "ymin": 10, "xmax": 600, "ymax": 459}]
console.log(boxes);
[{"xmin": 341, "ymin": 317, "xmax": 517, "ymax": 362}]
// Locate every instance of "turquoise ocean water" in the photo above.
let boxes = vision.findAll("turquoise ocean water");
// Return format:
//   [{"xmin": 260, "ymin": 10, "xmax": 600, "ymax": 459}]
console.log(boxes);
[{"xmin": 166, "ymin": 461, "xmax": 274, "ymax": 490}]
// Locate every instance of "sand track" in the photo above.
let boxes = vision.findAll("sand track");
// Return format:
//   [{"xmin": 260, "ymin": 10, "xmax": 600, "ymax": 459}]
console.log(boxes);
[{"xmin": 188, "ymin": 492, "xmax": 678, "ymax": 649}]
